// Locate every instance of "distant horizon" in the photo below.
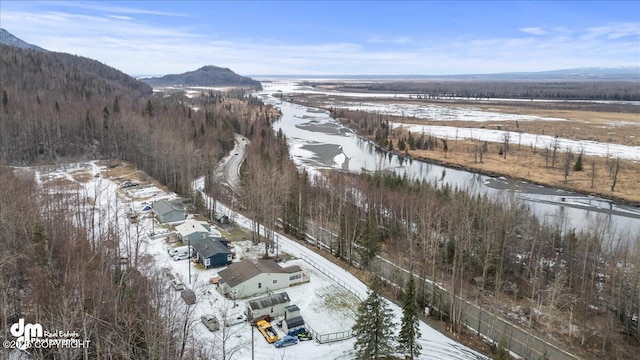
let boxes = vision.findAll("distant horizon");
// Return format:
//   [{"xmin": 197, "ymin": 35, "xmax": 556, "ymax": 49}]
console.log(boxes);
[
  {"xmin": 1, "ymin": 1, "xmax": 638, "ymax": 76},
  {"xmin": 133, "ymin": 66, "xmax": 640, "ymax": 81}
]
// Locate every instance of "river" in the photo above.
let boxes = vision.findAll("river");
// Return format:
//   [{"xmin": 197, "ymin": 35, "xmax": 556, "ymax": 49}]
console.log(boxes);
[{"xmin": 255, "ymin": 80, "xmax": 640, "ymax": 239}]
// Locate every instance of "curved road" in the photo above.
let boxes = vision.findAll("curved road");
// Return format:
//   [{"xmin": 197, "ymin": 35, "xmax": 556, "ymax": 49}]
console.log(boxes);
[{"xmin": 215, "ymin": 133, "xmax": 248, "ymax": 190}]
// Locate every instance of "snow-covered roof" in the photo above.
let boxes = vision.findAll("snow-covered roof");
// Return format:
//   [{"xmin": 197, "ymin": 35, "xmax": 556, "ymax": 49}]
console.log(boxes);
[{"xmin": 175, "ymin": 219, "xmax": 210, "ymax": 237}]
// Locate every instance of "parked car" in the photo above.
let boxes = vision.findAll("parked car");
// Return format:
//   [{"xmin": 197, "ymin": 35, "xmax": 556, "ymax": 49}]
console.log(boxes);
[
  {"xmin": 168, "ymin": 245, "xmax": 190, "ymax": 257},
  {"xmin": 170, "ymin": 279, "xmax": 184, "ymax": 291},
  {"xmin": 256, "ymin": 320, "xmax": 279, "ymax": 344},
  {"xmin": 274, "ymin": 335, "xmax": 298, "ymax": 348},
  {"xmin": 201, "ymin": 315, "xmax": 220, "ymax": 332},
  {"xmin": 297, "ymin": 331, "xmax": 313, "ymax": 341},
  {"xmin": 119, "ymin": 181, "xmax": 138, "ymax": 188},
  {"xmin": 224, "ymin": 314, "xmax": 247, "ymax": 327},
  {"xmin": 287, "ymin": 327, "xmax": 306, "ymax": 337},
  {"xmin": 172, "ymin": 253, "xmax": 190, "ymax": 261}
]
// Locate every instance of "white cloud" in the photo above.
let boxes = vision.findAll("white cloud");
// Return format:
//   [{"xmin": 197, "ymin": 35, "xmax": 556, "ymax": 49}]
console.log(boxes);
[
  {"xmin": 519, "ymin": 27, "xmax": 547, "ymax": 36},
  {"xmin": 583, "ymin": 22, "xmax": 640, "ymax": 40},
  {"xmin": 51, "ymin": 1, "xmax": 189, "ymax": 17},
  {"xmin": 1, "ymin": 7, "xmax": 638, "ymax": 76},
  {"xmin": 367, "ymin": 36, "xmax": 412, "ymax": 44},
  {"xmin": 107, "ymin": 15, "xmax": 133, "ymax": 21}
]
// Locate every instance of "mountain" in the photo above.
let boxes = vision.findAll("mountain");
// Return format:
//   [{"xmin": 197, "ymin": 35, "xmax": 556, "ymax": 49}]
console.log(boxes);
[
  {"xmin": 0, "ymin": 28, "xmax": 48, "ymax": 52},
  {"xmin": 0, "ymin": 43, "xmax": 152, "ymax": 97},
  {"xmin": 141, "ymin": 65, "xmax": 262, "ymax": 88}
]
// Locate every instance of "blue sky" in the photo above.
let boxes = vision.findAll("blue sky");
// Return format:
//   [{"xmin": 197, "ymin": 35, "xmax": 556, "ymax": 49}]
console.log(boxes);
[{"xmin": 1, "ymin": 1, "xmax": 639, "ymax": 76}]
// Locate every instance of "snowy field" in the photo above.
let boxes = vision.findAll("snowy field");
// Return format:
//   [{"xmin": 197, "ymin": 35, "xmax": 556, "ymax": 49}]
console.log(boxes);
[
  {"xmin": 261, "ymin": 81, "xmax": 640, "ymax": 162},
  {"xmin": 331, "ymin": 101, "xmax": 567, "ymax": 122},
  {"xmin": 391, "ymin": 123, "xmax": 640, "ymax": 161},
  {"xmin": 25, "ymin": 161, "xmax": 488, "ymax": 360}
]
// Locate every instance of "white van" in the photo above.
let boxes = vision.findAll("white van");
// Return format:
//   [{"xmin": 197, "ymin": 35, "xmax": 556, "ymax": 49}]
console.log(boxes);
[
  {"xmin": 173, "ymin": 253, "xmax": 190, "ymax": 261},
  {"xmin": 168, "ymin": 245, "xmax": 192, "ymax": 257}
]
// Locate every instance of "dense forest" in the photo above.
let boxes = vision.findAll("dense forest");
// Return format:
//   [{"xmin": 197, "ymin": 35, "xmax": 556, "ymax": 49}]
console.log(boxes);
[{"xmin": 308, "ymin": 80, "xmax": 640, "ymax": 101}]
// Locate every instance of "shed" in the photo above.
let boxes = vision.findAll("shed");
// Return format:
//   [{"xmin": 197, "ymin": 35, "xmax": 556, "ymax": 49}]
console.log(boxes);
[
  {"xmin": 246, "ymin": 292, "xmax": 290, "ymax": 320},
  {"xmin": 282, "ymin": 316, "xmax": 305, "ymax": 333},
  {"xmin": 152, "ymin": 199, "xmax": 186, "ymax": 224},
  {"xmin": 192, "ymin": 238, "xmax": 232, "ymax": 268},
  {"xmin": 284, "ymin": 305, "xmax": 300, "ymax": 319},
  {"xmin": 216, "ymin": 215, "xmax": 230, "ymax": 225},
  {"xmin": 181, "ymin": 289, "xmax": 196, "ymax": 305}
]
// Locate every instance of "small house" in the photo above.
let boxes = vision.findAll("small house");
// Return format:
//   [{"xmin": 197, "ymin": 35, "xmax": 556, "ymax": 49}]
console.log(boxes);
[
  {"xmin": 217, "ymin": 259, "xmax": 305, "ymax": 299},
  {"xmin": 175, "ymin": 219, "xmax": 211, "ymax": 245},
  {"xmin": 245, "ymin": 292, "xmax": 290, "ymax": 320},
  {"xmin": 152, "ymin": 199, "xmax": 186, "ymax": 224},
  {"xmin": 192, "ymin": 238, "xmax": 232, "ymax": 268}
]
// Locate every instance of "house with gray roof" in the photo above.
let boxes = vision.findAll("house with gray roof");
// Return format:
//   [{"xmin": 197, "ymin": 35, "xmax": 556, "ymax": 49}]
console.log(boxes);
[
  {"xmin": 152, "ymin": 199, "xmax": 186, "ymax": 224},
  {"xmin": 217, "ymin": 259, "xmax": 305, "ymax": 299},
  {"xmin": 192, "ymin": 238, "xmax": 232, "ymax": 268}
]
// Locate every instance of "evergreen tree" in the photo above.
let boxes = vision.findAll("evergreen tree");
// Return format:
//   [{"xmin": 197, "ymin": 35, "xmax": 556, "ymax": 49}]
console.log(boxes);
[
  {"xmin": 495, "ymin": 337, "xmax": 510, "ymax": 360},
  {"xmin": 398, "ymin": 275, "xmax": 422, "ymax": 359},
  {"xmin": 112, "ymin": 95, "xmax": 120, "ymax": 113},
  {"xmin": 145, "ymin": 99, "xmax": 154, "ymax": 117},
  {"xmin": 357, "ymin": 213, "xmax": 381, "ymax": 268},
  {"xmin": 408, "ymin": 131, "xmax": 415, "ymax": 150},
  {"xmin": 352, "ymin": 277, "xmax": 396, "ymax": 359},
  {"xmin": 2, "ymin": 90, "xmax": 7, "ymax": 112},
  {"xmin": 573, "ymin": 152, "xmax": 584, "ymax": 171},
  {"xmin": 398, "ymin": 138, "xmax": 406, "ymax": 151}
]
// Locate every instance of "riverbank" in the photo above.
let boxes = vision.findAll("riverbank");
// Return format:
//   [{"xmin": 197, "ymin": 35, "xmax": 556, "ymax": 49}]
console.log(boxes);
[
  {"xmin": 285, "ymin": 96, "xmax": 640, "ymax": 205},
  {"xmin": 389, "ymin": 133, "xmax": 640, "ymax": 206}
]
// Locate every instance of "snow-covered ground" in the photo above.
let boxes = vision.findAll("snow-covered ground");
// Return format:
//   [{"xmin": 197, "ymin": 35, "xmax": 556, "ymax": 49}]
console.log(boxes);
[
  {"xmin": 259, "ymin": 79, "xmax": 640, "ymax": 106},
  {"xmin": 27, "ymin": 162, "xmax": 488, "ymax": 360},
  {"xmin": 391, "ymin": 123, "xmax": 640, "ymax": 161},
  {"xmin": 261, "ymin": 80, "xmax": 640, "ymax": 162},
  {"xmin": 332, "ymin": 101, "xmax": 567, "ymax": 122}
]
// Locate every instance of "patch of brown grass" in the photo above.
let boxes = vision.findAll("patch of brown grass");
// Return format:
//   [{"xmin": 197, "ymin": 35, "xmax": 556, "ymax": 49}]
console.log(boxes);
[
  {"xmin": 69, "ymin": 170, "xmax": 94, "ymax": 183},
  {"xmin": 221, "ymin": 226, "xmax": 251, "ymax": 242},
  {"xmin": 43, "ymin": 177, "xmax": 80, "ymax": 191},
  {"xmin": 398, "ymin": 135, "xmax": 640, "ymax": 204}
]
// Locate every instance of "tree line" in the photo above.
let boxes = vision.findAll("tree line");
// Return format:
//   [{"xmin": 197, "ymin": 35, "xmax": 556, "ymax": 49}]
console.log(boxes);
[{"xmin": 320, "ymin": 80, "xmax": 640, "ymax": 101}]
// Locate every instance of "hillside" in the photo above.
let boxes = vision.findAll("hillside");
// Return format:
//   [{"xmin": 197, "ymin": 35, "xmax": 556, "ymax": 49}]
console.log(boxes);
[
  {"xmin": 0, "ymin": 43, "xmax": 152, "ymax": 97},
  {"xmin": 141, "ymin": 65, "xmax": 262, "ymax": 88},
  {"xmin": 0, "ymin": 28, "xmax": 48, "ymax": 52}
]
